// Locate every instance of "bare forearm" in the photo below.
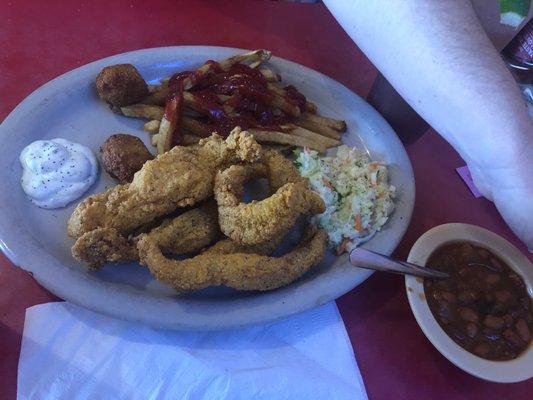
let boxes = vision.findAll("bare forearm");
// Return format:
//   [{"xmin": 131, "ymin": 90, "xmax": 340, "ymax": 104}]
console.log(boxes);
[{"xmin": 324, "ymin": 0, "xmax": 532, "ymax": 170}]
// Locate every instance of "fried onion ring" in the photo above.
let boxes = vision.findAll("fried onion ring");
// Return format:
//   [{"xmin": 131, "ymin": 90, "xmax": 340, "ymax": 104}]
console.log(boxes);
[{"xmin": 137, "ymin": 227, "xmax": 327, "ymax": 291}]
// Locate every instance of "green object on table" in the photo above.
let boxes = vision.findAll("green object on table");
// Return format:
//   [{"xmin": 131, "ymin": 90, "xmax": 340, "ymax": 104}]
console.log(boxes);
[{"xmin": 500, "ymin": 0, "xmax": 531, "ymax": 27}]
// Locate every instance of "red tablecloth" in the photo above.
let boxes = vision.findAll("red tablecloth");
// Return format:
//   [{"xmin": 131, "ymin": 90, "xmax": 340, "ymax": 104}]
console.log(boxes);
[{"xmin": 1, "ymin": 1, "xmax": 531, "ymax": 398}]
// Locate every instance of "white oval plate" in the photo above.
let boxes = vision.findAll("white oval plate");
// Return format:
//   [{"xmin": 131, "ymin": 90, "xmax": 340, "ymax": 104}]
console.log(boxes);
[
  {"xmin": 0, "ymin": 46, "xmax": 414, "ymax": 329},
  {"xmin": 406, "ymin": 223, "xmax": 533, "ymax": 383}
]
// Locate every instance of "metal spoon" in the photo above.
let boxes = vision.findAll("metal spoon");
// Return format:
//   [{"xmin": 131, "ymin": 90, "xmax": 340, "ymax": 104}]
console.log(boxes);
[{"xmin": 349, "ymin": 248, "xmax": 449, "ymax": 279}]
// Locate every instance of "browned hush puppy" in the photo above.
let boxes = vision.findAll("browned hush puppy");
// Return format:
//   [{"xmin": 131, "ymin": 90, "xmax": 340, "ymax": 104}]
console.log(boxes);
[
  {"xmin": 100, "ymin": 134, "xmax": 153, "ymax": 183},
  {"xmin": 96, "ymin": 64, "xmax": 148, "ymax": 106}
]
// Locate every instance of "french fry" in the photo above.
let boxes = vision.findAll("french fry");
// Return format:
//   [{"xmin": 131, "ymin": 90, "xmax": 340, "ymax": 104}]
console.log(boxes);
[
  {"xmin": 294, "ymin": 118, "xmax": 341, "ymax": 140},
  {"xmin": 182, "ymin": 116, "xmax": 210, "ymax": 137},
  {"xmin": 219, "ymin": 49, "xmax": 271, "ymax": 71},
  {"xmin": 153, "ymin": 130, "xmax": 199, "ymax": 147},
  {"xmin": 266, "ymin": 83, "xmax": 285, "ymax": 96},
  {"xmin": 302, "ymin": 112, "xmax": 346, "ymax": 132},
  {"xmin": 109, "ymin": 50, "xmax": 347, "ymax": 154},
  {"xmin": 182, "ymin": 91, "xmax": 226, "ymax": 114},
  {"xmin": 121, "ymin": 104, "xmax": 164, "ymax": 120},
  {"xmin": 157, "ymin": 96, "xmax": 180, "ymax": 154},
  {"xmin": 178, "ymin": 49, "xmax": 271, "ymax": 90},
  {"xmin": 142, "ymin": 86, "xmax": 169, "ymax": 106},
  {"xmin": 181, "ymin": 133, "xmax": 202, "ymax": 146},
  {"xmin": 282, "ymin": 125, "xmax": 341, "ymax": 148},
  {"xmin": 183, "ymin": 91, "xmax": 203, "ymax": 112},
  {"xmin": 248, "ymin": 129, "xmax": 326, "ymax": 153},
  {"xmin": 268, "ymin": 93, "xmax": 300, "ymax": 117},
  {"xmin": 261, "ymin": 144, "xmax": 295, "ymax": 153},
  {"xmin": 259, "ymin": 68, "xmax": 281, "ymax": 82},
  {"xmin": 157, "ymin": 117, "xmax": 173, "ymax": 154},
  {"xmin": 143, "ymin": 119, "xmax": 160, "ymax": 133},
  {"xmin": 249, "ymin": 60, "xmax": 262, "ymax": 69},
  {"xmin": 267, "ymin": 83, "xmax": 317, "ymax": 114},
  {"xmin": 305, "ymin": 101, "xmax": 317, "ymax": 114},
  {"xmin": 183, "ymin": 108, "xmax": 203, "ymax": 118}
]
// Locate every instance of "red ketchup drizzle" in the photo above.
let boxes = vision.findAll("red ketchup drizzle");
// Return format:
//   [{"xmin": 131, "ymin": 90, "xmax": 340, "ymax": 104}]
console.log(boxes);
[
  {"xmin": 183, "ymin": 60, "xmax": 222, "ymax": 88},
  {"xmin": 211, "ymin": 64, "xmax": 273, "ymax": 103},
  {"xmin": 175, "ymin": 62, "xmax": 304, "ymax": 138},
  {"xmin": 283, "ymin": 85, "xmax": 307, "ymax": 112},
  {"xmin": 209, "ymin": 115, "xmax": 255, "ymax": 137},
  {"xmin": 166, "ymin": 72, "xmax": 191, "ymax": 145},
  {"xmin": 190, "ymin": 89, "xmax": 225, "ymax": 119}
]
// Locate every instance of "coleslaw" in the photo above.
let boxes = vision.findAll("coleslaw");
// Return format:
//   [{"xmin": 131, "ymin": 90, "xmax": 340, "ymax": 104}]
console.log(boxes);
[{"xmin": 294, "ymin": 146, "xmax": 396, "ymax": 254}]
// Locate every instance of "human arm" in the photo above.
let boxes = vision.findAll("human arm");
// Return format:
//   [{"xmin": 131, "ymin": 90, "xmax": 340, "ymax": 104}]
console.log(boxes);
[{"xmin": 323, "ymin": 0, "xmax": 533, "ymax": 249}]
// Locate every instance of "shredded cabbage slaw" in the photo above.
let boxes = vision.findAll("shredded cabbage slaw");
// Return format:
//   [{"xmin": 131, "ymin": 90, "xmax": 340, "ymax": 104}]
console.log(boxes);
[{"xmin": 294, "ymin": 146, "xmax": 396, "ymax": 254}]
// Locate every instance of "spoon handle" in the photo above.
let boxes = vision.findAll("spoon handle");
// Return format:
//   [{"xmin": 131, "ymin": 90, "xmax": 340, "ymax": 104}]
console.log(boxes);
[{"xmin": 349, "ymin": 248, "xmax": 449, "ymax": 279}]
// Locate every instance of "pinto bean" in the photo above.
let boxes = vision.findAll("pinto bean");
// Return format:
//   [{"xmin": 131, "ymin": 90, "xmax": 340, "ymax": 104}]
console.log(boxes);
[
  {"xmin": 485, "ymin": 274, "xmax": 500, "ymax": 285},
  {"xmin": 502, "ymin": 314, "xmax": 514, "ymax": 327},
  {"xmin": 515, "ymin": 319, "xmax": 530, "ymax": 342},
  {"xmin": 459, "ymin": 307, "xmax": 479, "ymax": 323},
  {"xmin": 458, "ymin": 290, "xmax": 477, "ymax": 304},
  {"xmin": 494, "ymin": 290, "xmax": 511, "ymax": 303},
  {"xmin": 484, "ymin": 315, "xmax": 505, "ymax": 330},
  {"xmin": 440, "ymin": 291, "xmax": 457, "ymax": 303},
  {"xmin": 503, "ymin": 329, "xmax": 524, "ymax": 347},
  {"xmin": 473, "ymin": 343, "xmax": 490, "ymax": 357},
  {"xmin": 483, "ymin": 328, "xmax": 501, "ymax": 341},
  {"xmin": 466, "ymin": 323, "xmax": 478, "ymax": 338}
]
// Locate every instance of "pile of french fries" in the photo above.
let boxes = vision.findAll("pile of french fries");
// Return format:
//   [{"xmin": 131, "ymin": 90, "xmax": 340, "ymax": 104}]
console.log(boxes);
[{"xmin": 119, "ymin": 49, "xmax": 347, "ymax": 154}]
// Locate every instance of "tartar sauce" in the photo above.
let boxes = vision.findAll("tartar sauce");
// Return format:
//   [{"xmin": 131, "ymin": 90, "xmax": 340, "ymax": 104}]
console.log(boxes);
[{"xmin": 20, "ymin": 138, "xmax": 98, "ymax": 209}]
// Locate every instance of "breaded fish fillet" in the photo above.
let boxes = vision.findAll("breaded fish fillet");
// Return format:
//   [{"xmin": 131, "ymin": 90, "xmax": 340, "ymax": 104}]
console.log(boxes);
[
  {"xmin": 215, "ymin": 163, "xmax": 325, "ymax": 245},
  {"xmin": 68, "ymin": 129, "xmax": 261, "ymax": 239},
  {"xmin": 137, "ymin": 227, "xmax": 327, "ymax": 292},
  {"xmin": 72, "ymin": 202, "xmax": 220, "ymax": 269}
]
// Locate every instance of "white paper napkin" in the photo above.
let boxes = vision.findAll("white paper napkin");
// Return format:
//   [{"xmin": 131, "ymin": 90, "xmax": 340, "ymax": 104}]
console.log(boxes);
[{"xmin": 18, "ymin": 302, "xmax": 367, "ymax": 400}]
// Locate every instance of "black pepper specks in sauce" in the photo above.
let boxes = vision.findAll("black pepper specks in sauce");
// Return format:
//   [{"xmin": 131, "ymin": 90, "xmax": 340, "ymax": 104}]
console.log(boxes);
[{"xmin": 424, "ymin": 242, "xmax": 532, "ymax": 360}]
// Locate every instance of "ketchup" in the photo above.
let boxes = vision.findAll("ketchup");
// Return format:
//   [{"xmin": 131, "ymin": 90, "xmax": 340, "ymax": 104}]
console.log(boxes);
[
  {"xmin": 166, "ymin": 72, "xmax": 190, "ymax": 145},
  {"xmin": 191, "ymin": 89, "xmax": 225, "ymax": 119},
  {"xmin": 169, "ymin": 61, "xmax": 303, "ymax": 138},
  {"xmin": 284, "ymin": 85, "xmax": 307, "ymax": 112},
  {"xmin": 209, "ymin": 114, "xmax": 254, "ymax": 137},
  {"xmin": 211, "ymin": 63, "xmax": 272, "ymax": 104}
]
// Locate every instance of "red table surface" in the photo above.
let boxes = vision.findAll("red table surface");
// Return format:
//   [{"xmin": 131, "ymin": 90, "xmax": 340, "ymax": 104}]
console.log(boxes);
[{"xmin": 1, "ymin": 1, "xmax": 531, "ymax": 399}]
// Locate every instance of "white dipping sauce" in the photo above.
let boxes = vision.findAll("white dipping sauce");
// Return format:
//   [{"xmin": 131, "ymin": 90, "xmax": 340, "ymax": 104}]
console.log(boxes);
[{"xmin": 20, "ymin": 138, "xmax": 98, "ymax": 209}]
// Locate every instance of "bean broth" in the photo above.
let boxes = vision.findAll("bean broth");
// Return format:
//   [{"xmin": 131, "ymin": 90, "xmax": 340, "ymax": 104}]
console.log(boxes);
[{"xmin": 424, "ymin": 242, "xmax": 532, "ymax": 360}]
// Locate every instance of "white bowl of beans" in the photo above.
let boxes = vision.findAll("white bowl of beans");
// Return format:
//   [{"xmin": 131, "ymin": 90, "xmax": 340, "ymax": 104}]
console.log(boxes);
[{"xmin": 405, "ymin": 223, "xmax": 533, "ymax": 383}]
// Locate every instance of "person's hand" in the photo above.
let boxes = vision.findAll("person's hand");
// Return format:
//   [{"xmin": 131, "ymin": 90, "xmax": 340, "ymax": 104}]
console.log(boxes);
[{"xmin": 469, "ymin": 149, "xmax": 533, "ymax": 252}]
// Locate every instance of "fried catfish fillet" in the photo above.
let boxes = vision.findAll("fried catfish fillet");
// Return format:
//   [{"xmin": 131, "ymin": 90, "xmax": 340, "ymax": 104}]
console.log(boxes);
[
  {"xmin": 72, "ymin": 202, "xmax": 221, "ymax": 269},
  {"xmin": 137, "ymin": 227, "xmax": 327, "ymax": 292},
  {"xmin": 68, "ymin": 129, "xmax": 260, "ymax": 239},
  {"xmin": 214, "ymin": 163, "xmax": 325, "ymax": 245}
]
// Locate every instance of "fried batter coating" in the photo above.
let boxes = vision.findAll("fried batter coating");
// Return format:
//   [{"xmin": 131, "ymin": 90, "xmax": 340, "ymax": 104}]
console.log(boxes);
[
  {"xmin": 204, "ymin": 237, "xmax": 281, "ymax": 256},
  {"xmin": 262, "ymin": 149, "xmax": 305, "ymax": 190},
  {"xmin": 71, "ymin": 202, "xmax": 220, "ymax": 268},
  {"xmin": 68, "ymin": 129, "xmax": 261, "ymax": 239},
  {"xmin": 100, "ymin": 134, "xmax": 153, "ymax": 183},
  {"xmin": 72, "ymin": 227, "xmax": 138, "ymax": 270},
  {"xmin": 137, "ymin": 228, "xmax": 327, "ymax": 292},
  {"xmin": 215, "ymin": 163, "xmax": 325, "ymax": 245},
  {"xmin": 96, "ymin": 64, "xmax": 149, "ymax": 106},
  {"xmin": 147, "ymin": 202, "xmax": 220, "ymax": 254}
]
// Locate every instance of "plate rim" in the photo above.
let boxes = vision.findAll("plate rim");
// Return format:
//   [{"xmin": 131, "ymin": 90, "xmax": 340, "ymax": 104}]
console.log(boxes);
[{"xmin": 0, "ymin": 45, "xmax": 415, "ymax": 329}]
